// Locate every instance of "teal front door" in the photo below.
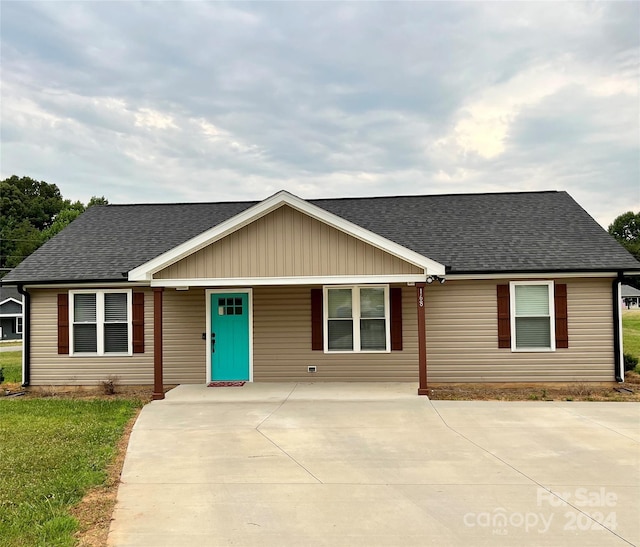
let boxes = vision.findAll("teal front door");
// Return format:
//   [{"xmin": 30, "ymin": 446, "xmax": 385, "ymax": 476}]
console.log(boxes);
[{"xmin": 211, "ymin": 292, "xmax": 250, "ymax": 381}]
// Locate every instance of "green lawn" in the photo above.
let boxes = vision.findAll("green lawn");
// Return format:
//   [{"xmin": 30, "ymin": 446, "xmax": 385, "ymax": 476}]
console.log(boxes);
[
  {"xmin": 623, "ymin": 310, "xmax": 640, "ymax": 364},
  {"xmin": 0, "ymin": 351, "xmax": 22, "ymax": 384},
  {"xmin": 0, "ymin": 398, "xmax": 143, "ymax": 546}
]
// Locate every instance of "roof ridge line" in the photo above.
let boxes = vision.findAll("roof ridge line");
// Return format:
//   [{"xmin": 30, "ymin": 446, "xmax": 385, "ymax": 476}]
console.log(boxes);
[{"xmin": 98, "ymin": 190, "xmax": 562, "ymax": 207}]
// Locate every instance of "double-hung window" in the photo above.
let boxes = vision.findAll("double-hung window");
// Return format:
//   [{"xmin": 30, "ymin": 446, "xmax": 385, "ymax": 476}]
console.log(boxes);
[
  {"xmin": 324, "ymin": 286, "xmax": 389, "ymax": 352},
  {"xmin": 16, "ymin": 317, "xmax": 23, "ymax": 334},
  {"xmin": 70, "ymin": 290, "xmax": 131, "ymax": 355},
  {"xmin": 510, "ymin": 281, "xmax": 555, "ymax": 351}
]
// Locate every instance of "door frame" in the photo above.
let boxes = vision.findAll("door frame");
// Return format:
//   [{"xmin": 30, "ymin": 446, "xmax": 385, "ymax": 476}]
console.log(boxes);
[{"xmin": 205, "ymin": 288, "xmax": 253, "ymax": 383}]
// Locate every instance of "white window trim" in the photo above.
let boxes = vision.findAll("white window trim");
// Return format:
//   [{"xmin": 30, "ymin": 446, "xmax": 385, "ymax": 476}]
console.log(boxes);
[
  {"xmin": 69, "ymin": 289, "xmax": 133, "ymax": 356},
  {"xmin": 509, "ymin": 280, "xmax": 555, "ymax": 352},
  {"xmin": 323, "ymin": 285, "xmax": 390, "ymax": 353},
  {"xmin": 15, "ymin": 317, "xmax": 23, "ymax": 334}
]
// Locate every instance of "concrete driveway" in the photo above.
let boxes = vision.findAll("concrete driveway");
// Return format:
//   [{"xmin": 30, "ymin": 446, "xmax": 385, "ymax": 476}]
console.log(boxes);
[{"xmin": 108, "ymin": 383, "xmax": 640, "ymax": 547}]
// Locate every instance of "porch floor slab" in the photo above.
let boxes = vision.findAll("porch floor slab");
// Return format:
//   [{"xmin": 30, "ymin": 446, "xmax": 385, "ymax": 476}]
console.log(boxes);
[{"xmin": 108, "ymin": 384, "xmax": 640, "ymax": 547}]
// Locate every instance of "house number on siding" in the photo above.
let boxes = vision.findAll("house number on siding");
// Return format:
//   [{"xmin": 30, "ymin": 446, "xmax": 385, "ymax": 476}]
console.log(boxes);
[{"xmin": 418, "ymin": 287, "xmax": 424, "ymax": 308}]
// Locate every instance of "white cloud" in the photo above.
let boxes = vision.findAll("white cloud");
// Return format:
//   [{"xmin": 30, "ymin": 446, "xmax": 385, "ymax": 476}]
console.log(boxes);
[
  {"xmin": 0, "ymin": 1, "xmax": 638, "ymax": 228},
  {"xmin": 134, "ymin": 108, "xmax": 177, "ymax": 130}
]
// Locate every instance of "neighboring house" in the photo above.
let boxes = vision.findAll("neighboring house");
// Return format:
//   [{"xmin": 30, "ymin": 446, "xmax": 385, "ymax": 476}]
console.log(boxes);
[
  {"xmin": 622, "ymin": 284, "xmax": 640, "ymax": 309},
  {"xmin": 2, "ymin": 190, "xmax": 639, "ymax": 398},
  {"xmin": 0, "ymin": 285, "xmax": 23, "ymax": 341}
]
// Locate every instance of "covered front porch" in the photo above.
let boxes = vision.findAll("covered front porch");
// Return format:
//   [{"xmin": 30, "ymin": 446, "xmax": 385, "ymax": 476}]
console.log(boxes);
[{"xmin": 149, "ymin": 282, "xmax": 432, "ymax": 400}]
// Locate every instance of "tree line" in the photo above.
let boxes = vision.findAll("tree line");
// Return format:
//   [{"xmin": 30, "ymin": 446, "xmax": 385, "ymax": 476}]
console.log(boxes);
[{"xmin": 0, "ymin": 175, "xmax": 108, "ymax": 277}]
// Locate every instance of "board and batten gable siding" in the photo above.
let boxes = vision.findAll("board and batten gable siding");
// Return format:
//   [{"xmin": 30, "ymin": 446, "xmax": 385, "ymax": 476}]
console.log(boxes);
[
  {"xmin": 154, "ymin": 205, "xmax": 422, "ymax": 280},
  {"xmin": 252, "ymin": 285, "xmax": 419, "ymax": 381},
  {"xmin": 425, "ymin": 278, "xmax": 615, "ymax": 382}
]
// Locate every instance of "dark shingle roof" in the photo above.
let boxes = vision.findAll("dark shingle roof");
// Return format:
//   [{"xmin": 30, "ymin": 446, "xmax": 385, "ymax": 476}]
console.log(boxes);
[
  {"xmin": 0, "ymin": 285, "xmax": 22, "ymax": 302},
  {"xmin": 3, "ymin": 190, "xmax": 639, "ymax": 284}
]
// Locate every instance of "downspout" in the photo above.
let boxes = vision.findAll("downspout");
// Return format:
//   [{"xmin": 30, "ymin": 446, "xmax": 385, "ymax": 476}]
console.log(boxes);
[
  {"xmin": 17, "ymin": 284, "xmax": 30, "ymax": 387},
  {"xmin": 612, "ymin": 273, "xmax": 623, "ymax": 383}
]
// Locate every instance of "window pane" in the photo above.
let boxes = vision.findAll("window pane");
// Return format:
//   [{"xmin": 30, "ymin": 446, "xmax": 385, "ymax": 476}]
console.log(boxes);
[
  {"xmin": 328, "ymin": 320, "xmax": 353, "ymax": 350},
  {"xmin": 105, "ymin": 293, "xmax": 127, "ymax": 322},
  {"xmin": 328, "ymin": 289, "xmax": 352, "ymax": 318},
  {"xmin": 105, "ymin": 324, "xmax": 129, "ymax": 353},
  {"xmin": 74, "ymin": 294, "xmax": 96, "ymax": 322},
  {"xmin": 515, "ymin": 285, "xmax": 549, "ymax": 315},
  {"xmin": 515, "ymin": 317, "xmax": 551, "ymax": 348},
  {"xmin": 360, "ymin": 288, "xmax": 385, "ymax": 318},
  {"xmin": 74, "ymin": 324, "xmax": 97, "ymax": 352},
  {"xmin": 360, "ymin": 319, "xmax": 386, "ymax": 350}
]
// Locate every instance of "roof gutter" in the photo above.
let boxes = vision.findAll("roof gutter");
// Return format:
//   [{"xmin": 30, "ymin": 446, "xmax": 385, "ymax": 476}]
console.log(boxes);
[
  {"xmin": 447, "ymin": 268, "xmax": 640, "ymax": 278},
  {"xmin": 16, "ymin": 284, "xmax": 30, "ymax": 387},
  {"xmin": 2, "ymin": 278, "xmax": 135, "ymax": 286},
  {"xmin": 612, "ymin": 273, "xmax": 623, "ymax": 383}
]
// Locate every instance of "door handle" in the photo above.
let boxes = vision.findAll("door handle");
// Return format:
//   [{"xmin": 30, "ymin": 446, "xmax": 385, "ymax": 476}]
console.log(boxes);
[{"xmin": 211, "ymin": 333, "xmax": 215, "ymax": 354}]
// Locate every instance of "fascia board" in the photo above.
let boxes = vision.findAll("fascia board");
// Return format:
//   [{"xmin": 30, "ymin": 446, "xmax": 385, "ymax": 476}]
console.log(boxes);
[
  {"xmin": 0, "ymin": 297, "xmax": 23, "ymax": 306},
  {"xmin": 129, "ymin": 190, "xmax": 445, "ymax": 281},
  {"xmin": 151, "ymin": 274, "xmax": 428, "ymax": 287},
  {"xmin": 24, "ymin": 281, "xmax": 149, "ymax": 289},
  {"xmin": 447, "ymin": 271, "xmax": 619, "ymax": 280}
]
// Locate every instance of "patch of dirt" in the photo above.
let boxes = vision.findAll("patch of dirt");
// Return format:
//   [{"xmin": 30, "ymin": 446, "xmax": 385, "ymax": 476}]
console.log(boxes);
[
  {"xmin": 2, "ymin": 384, "xmax": 174, "ymax": 401},
  {"xmin": 70, "ymin": 409, "xmax": 141, "ymax": 547},
  {"xmin": 427, "ymin": 372, "xmax": 640, "ymax": 401}
]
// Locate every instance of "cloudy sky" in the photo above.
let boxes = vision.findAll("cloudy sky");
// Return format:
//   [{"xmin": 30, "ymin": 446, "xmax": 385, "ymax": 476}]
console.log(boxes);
[{"xmin": 1, "ymin": 1, "xmax": 638, "ymax": 227}]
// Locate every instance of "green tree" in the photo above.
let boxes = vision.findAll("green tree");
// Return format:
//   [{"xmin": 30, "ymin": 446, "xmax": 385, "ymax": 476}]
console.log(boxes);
[
  {"xmin": 39, "ymin": 201, "xmax": 86, "ymax": 242},
  {"xmin": 87, "ymin": 196, "xmax": 109, "ymax": 207},
  {"xmin": 0, "ymin": 175, "xmax": 66, "ymax": 230},
  {"xmin": 608, "ymin": 211, "xmax": 640, "ymax": 262},
  {"xmin": 1, "ymin": 175, "xmax": 109, "ymax": 274}
]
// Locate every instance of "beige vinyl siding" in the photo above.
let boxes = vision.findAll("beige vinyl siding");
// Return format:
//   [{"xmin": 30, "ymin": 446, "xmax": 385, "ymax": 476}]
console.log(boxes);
[
  {"xmin": 27, "ymin": 277, "xmax": 617, "ymax": 386},
  {"xmin": 253, "ymin": 285, "xmax": 419, "ymax": 381},
  {"xmin": 163, "ymin": 288, "xmax": 206, "ymax": 384},
  {"xmin": 155, "ymin": 205, "xmax": 422, "ymax": 279},
  {"xmin": 425, "ymin": 278, "xmax": 615, "ymax": 382},
  {"xmin": 29, "ymin": 288, "xmax": 154, "ymax": 385}
]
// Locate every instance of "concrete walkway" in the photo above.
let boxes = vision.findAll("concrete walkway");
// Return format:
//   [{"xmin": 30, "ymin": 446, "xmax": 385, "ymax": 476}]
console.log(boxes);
[
  {"xmin": 108, "ymin": 383, "xmax": 640, "ymax": 546},
  {"xmin": 0, "ymin": 343, "xmax": 22, "ymax": 352}
]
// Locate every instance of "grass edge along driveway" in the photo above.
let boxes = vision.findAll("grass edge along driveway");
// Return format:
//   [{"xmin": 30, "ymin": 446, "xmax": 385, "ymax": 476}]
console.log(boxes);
[{"xmin": 0, "ymin": 398, "xmax": 144, "ymax": 547}]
